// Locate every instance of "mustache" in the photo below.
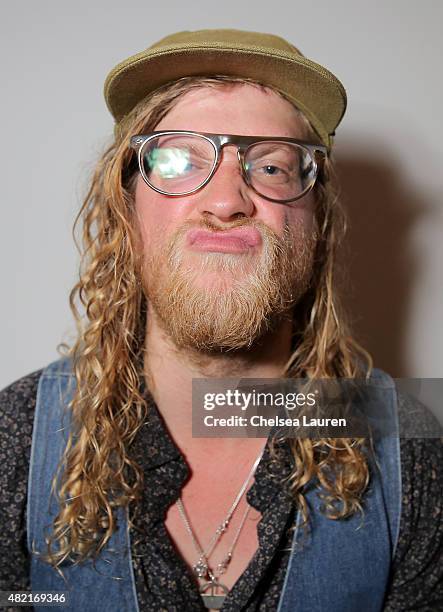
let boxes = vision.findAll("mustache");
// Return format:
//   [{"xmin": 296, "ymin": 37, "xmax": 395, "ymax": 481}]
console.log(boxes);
[
  {"xmin": 198, "ymin": 216, "xmax": 260, "ymax": 231},
  {"xmin": 164, "ymin": 216, "xmax": 295, "ymax": 278},
  {"xmin": 171, "ymin": 216, "xmax": 285, "ymax": 246}
]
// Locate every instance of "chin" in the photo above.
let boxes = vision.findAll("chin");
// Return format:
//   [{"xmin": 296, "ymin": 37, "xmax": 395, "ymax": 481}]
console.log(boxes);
[{"xmin": 184, "ymin": 249, "xmax": 258, "ymax": 274}]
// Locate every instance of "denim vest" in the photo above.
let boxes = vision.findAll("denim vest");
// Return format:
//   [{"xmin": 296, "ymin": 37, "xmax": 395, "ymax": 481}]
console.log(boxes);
[{"xmin": 28, "ymin": 357, "xmax": 401, "ymax": 611}]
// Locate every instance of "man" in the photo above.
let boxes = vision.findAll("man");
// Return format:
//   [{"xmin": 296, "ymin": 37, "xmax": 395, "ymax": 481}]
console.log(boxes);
[{"xmin": 0, "ymin": 29, "xmax": 442, "ymax": 611}]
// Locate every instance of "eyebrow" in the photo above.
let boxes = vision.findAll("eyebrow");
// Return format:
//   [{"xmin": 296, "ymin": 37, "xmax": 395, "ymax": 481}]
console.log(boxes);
[{"xmin": 247, "ymin": 143, "xmax": 298, "ymax": 157}]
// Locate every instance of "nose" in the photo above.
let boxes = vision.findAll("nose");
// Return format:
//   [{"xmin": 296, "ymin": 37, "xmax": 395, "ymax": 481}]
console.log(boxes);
[{"xmin": 194, "ymin": 147, "xmax": 255, "ymax": 222}]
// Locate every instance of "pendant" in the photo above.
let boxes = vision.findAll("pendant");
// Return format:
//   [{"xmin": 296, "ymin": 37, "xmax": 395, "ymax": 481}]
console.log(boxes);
[
  {"xmin": 216, "ymin": 552, "xmax": 232, "ymax": 574},
  {"xmin": 194, "ymin": 559, "xmax": 209, "ymax": 578},
  {"xmin": 200, "ymin": 580, "xmax": 229, "ymax": 610}
]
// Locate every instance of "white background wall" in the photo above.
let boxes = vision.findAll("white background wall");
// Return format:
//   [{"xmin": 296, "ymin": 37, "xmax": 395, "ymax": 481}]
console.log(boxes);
[{"xmin": 1, "ymin": 0, "xmax": 442, "ymax": 387}]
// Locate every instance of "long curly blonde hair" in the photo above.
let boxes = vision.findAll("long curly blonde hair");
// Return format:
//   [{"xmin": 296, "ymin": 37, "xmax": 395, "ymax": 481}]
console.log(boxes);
[{"xmin": 43, "ymin": 75, "xmax": 372, "ymax": 568}]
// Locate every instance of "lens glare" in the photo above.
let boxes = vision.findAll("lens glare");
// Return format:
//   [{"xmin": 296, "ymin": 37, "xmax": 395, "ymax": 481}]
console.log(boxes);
[
  {"xmin": 245, "ymin": 142, "xmax": 315, "ymax": 201},
  {"xmin": 141, "ymin": 134, "xmax": 215, "ymax": 193},
  {"xmin": 138, "ymin": 134, "xmax": 318, "ymax": 201}
]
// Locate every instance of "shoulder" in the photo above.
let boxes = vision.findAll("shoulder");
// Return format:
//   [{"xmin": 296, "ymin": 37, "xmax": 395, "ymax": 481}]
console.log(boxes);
[
  {"xmin": 394, "ymin": 386, "xmax": 442, "ymax": 505},
  {"xmin": 383, "ymin": 382, "xmax": 443, "ymax": 608},
  {"xmin": 0, "ymin": 366, "xmax": 46, "ymax": 482},
  {"xmin": 397, "ymin": 388, "xmax": 442, "ymax": 436},
  {"xmin": 396, "ymin": 388, "xmax": 442, "ymax": 514},
  {"xmin": 0, "ymin": 356, "xmax": 74, "ymax": 435},
  {"xmin": 0, "ymin": 367, "xmax": 45, "ymax": 590},
  {"xmin": 0, "ymin": 367, "xmax": 44, "ymax": 432}
]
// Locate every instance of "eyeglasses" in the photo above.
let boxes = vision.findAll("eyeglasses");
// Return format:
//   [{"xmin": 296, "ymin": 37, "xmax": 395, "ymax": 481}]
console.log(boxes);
[{"xmin": 129, "ymin": 130, "xmax": 327, "ymax": 204}]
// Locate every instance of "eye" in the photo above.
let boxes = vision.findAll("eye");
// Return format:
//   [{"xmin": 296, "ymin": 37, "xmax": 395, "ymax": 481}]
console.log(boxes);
[
  {"xmin": 246, "ymin": 160, "xmax": 291, "ymax": 180},
  {"xmin": 146, "ymin": 146, "xmax": 212, "ymax": 178},
  {"xmin": 146, "ymin": 147, "xmax": 192, "ymax": 178},
  {"xmin": 262, "ymin": 164, "xmax": 283, "ymax": 175},
  {"xmin": 143, "ymin": 135, "xmax": 215, "ymax": 180}
]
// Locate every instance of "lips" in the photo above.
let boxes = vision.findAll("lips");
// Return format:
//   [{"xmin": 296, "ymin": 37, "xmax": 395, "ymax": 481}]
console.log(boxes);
[{"xmin": 187, "ymin": 227, "xmax": 262, "ymax": 253}]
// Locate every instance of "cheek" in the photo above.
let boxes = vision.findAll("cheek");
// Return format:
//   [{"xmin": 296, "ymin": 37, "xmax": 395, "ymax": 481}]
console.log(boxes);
[
  {"xmin": 134, "ymin": 178, "xmax": 182, "ymax": 254},
  {"xmin": 286, "ymin": 195, "xmax": 316, "ymax": 235},
  {"xmin": 258, "ymin": 193, "xmax": 316, "ymax": 238}
]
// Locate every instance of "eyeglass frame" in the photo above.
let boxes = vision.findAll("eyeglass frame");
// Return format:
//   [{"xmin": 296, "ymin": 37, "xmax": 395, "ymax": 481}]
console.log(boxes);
[{"xmin": 129, "ymin": 130, "xmax": 328, "ymax": 204}]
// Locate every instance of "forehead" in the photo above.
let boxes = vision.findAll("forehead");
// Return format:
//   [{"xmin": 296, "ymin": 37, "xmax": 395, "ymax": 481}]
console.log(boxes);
[{"xmin": 154, "ymin": 83, "xmax": 310, "ymax": 139}]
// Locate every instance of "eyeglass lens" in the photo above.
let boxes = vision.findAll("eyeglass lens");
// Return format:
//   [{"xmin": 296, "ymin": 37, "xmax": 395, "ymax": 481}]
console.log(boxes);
[{"xmin": 140, "ymin": 134, "xmax": 316, "ymax": 200}]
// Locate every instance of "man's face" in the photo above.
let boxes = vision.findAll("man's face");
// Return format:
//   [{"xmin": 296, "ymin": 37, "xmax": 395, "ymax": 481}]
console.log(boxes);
[{"xmin": 134, "ymin": 83, "xmax": 318, "ymax": 352}]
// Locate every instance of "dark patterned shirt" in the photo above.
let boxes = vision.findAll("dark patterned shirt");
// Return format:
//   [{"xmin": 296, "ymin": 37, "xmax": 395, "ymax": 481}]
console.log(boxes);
[{"xmin": 0, "ymin": 367, "xmax": 442, "ymax": 611}]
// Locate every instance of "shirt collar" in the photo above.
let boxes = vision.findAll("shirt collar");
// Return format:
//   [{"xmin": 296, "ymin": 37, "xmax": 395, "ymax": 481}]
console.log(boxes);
[
  {"xmin": 132, "ymin": 360, "xmax": 295, "ymax": 514},
  {"xmin": 132, "ymin": 371, "xmax": 184, "ymax": 470}
]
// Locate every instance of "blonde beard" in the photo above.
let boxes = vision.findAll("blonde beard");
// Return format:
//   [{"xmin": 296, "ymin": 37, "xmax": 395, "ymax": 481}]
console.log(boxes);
[{"xmin": 143, "ymin": 217, "xmax": 316, "ymax": 353}]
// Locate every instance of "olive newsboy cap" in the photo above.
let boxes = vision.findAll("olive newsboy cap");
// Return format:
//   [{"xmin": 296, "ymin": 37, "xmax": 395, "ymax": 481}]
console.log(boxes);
[{"xmin": 104, "ymin": 29, "xmax": 347, "ymax": 149}]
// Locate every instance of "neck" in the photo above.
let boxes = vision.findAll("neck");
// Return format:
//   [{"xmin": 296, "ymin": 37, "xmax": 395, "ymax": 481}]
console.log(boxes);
[{"xmin": 142, "ymin": 307, "xmax": 293, "ymax": 454}]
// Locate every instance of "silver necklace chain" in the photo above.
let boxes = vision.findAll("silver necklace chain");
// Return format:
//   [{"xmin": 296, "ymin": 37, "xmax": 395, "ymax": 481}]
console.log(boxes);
[{"xmin": 175, "ymin": 444, "xmax": 266, "ymax": 608}]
